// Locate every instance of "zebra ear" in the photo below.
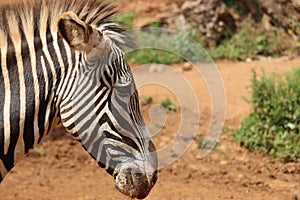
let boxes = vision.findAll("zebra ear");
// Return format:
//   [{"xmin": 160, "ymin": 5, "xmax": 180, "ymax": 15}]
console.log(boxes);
[{"xmin": 57, "ymin": 12, "xmax": 102, "ymax": 52}]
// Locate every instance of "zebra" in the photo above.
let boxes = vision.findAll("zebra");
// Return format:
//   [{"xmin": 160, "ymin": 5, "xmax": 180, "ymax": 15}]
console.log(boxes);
[{"xmin": 0, "ymin": 0, "xmax": 157, "ymax": 199}]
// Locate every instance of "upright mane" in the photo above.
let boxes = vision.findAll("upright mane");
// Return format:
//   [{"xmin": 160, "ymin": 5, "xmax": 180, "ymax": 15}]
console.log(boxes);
[{"xmin": 0, "ymin": 0, "xmax": 134, "ymax": 49}]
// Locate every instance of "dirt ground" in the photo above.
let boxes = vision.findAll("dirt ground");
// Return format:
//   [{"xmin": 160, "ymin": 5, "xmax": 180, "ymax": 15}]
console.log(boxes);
[{"xmin": 1, "ymin": 58, "xmax": 300, "ymax": 200}]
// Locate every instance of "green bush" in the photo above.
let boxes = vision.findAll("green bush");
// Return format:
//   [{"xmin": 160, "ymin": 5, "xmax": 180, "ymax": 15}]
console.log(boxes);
[
  {"xmin": 126, "ymin": 48, "xmax": 183, "ymax": 64},
  {"xmin": 113, "ymin": 10, "xmax": 137, "ymax": 28},
  {"xmin": 232, "ymin": 67, "xmax": 300, "ymax": 162},
  {"xmin": 160, "ymin": 98, "xmax": 177, "ymax": 111},
  {"xmin": 126, "ymin": 29, "xmax": 209, "ymax": 64},
  {"xmin": 196, "ymin": 137, "xmax": 219, "ymax": 150},
  {"xmin": 210, "ymin": 16, "xmax": 287, "ymax": 61}
]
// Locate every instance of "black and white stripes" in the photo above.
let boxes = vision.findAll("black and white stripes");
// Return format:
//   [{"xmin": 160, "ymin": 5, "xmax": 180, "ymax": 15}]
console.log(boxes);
[{"xmin": 0, "ymin": 0, "xmax": 157, "ymax": 198}]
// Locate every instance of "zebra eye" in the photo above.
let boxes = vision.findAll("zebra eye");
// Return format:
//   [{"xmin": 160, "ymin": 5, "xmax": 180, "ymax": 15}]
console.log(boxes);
[
  {"xmin": 115, "ymin": 81, "xmax": 133, "ymax": 95},
  {"xmin": 117, "ymin": 75, "xmax": 132, "ymax": 85},
  {"xmin": 115, "ymin": 74, "xmax": 133, "ymax": 89}
]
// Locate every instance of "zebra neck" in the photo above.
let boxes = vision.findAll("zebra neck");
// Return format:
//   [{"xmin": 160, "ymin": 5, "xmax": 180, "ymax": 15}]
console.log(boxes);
[{"xmin": 0, "ymin": 28, "xmax": 79, "ymax": 182}]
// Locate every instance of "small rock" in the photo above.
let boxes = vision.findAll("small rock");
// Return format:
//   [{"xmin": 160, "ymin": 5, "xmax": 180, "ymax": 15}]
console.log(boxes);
[
  {"xmin": 221, "ymin": 170, "xmax": 228, "ymax": 175},
  {"xmin": 258, "ymin": 56, "xmax": 269, "ymax": 62},
  {"xmin": 148, "ymin": 64, "xmax": 164, "ymax": 73},
  {"xmin": 182, "ymin": 62, "xmax": 193, "ymax": 71},
  {"xmin": 185, "ymin": 173, "xmax": 192, "ymax": 179},
  {"xmin": 282, "ymin": 162, "xmax": 297, "ymax": 174},
  {"xmin": 292, "ymin": 194, "xmax": 298, "ymax": 200},
  {"xmin": 220, "ymin": 160, "xmax": 228, "ymax": 165},
  {"xmin": 238, "ymin": 174, "xmax": 244, "ymax": 179},
  {"xmin": 245, "ymin": 58, "xmax": 252, "ymax": 63},
  {"xmin": 268, "ymin": 174, "xmax": 276, "ymax": 179}
]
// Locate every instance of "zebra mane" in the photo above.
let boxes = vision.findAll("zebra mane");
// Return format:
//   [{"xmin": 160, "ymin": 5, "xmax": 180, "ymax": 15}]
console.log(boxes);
[{"xmin": 0, "ymin": 0, "xmax": 135, "ymax": 49}]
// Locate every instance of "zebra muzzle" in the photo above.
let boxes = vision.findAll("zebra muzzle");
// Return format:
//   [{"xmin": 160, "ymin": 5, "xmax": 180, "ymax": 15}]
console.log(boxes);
[{"xmin": 114, "ymin": 164, "xmax": 157, "ymax": 199}]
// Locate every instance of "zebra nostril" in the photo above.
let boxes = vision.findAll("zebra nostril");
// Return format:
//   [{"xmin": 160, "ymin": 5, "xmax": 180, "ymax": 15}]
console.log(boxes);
[
  {"xmin": 113, "ymin": 172, "xmax": 118, "ymax": 179},
  {"xmin": 151, "ymin": 171, "xmax": 158, "ymax": 184},
  {"xmin": 126, "ymin": 167, "xmax": 132, "ymax": 173}
]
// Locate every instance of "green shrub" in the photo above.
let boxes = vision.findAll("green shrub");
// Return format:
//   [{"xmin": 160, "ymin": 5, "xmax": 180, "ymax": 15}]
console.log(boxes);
[
  {"xmin": 210, "ymin": 16, "xmax": 287, "ymax": 61},
  {"xmin": 113, "ymin": 10, "xmax": 137, "ymax": 28},
  {"xmin": 232, "ymin": 67, "xmax": 300, "ymax": 162},
  {"xmin": 160, "ymin": 98, "xmax": 177, "ymax": 111},
  {"xmin": 33, "ymin": 147, "xmax": 44, "ymax": 157},
  {"xmin": 126, "ymin": 29, "xmax": 209, "ymax": 64},
  {"xmin": 197, "ymin": 137, "xmax": 219, "ymax": 150},
  {"xmin": 126, "ymin": 49, "xmax": 183, "ymax": 64},
  {"xmin": 222, "ymin": 0, "xmax": 236, "ymax": 8},
  {"xmin": 142, "ymin": 96, "xmax": 153, "ymax": 105},
  {"xmin": 146, "ymin": 21, "xmax": 161, "ymax": 28}
]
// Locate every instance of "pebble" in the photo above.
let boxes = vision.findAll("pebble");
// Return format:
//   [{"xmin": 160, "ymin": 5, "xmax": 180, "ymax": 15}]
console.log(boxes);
[
  {"xmin": 245, "ymin": 58, "xmax": 252, "ymax": 63},
  {"xmin": 182, "ymin": 62, "xmax": 193, "ymax": 71},
  {"xmin": 238, "ymin": 174, "xmax": 244, "ymax": 179},
  {"xmin": 148, "ymin": 64, "xmax": 165, "ymax": 73},
  {"xmin": 185, "ymin": 173, "xmax": 192, "ymax": 179},
  {"xmin": 220, "ymin": 160, "xmax": 228, "ymax": 165}
]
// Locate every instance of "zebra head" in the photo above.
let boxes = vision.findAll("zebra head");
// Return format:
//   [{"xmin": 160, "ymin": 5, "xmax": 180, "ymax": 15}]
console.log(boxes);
[{"xmin": 57, "ymin": 12, "xmax": 157, "ymax": 199}]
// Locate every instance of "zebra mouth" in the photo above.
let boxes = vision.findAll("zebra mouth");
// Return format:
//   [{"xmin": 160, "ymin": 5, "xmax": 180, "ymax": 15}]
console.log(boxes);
[{"xmin": 113, "ymin": 166, "xmax": 157, "ymax": 199}]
